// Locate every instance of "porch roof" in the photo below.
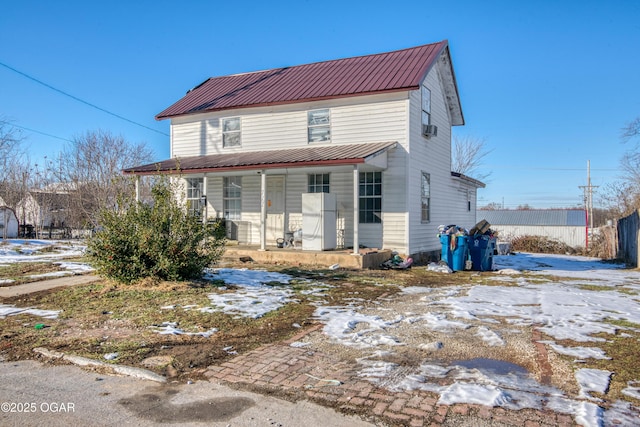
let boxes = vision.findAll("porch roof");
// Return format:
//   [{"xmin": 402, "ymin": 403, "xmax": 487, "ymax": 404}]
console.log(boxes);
[{"xmin": 123, "ymin": 141, "xmax": 397, "ymax": 175}]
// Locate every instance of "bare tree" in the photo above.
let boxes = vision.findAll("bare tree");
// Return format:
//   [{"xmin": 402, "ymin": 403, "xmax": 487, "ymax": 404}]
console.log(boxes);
[
  {"xmin": 479, "ymin": 202, "xmax": 504, "ymax": 210},
  {"xmin": 621, "ymin": 117, "xmax": 640, "ymax": 143},
  {"xmin": 57, "ymin": 130, "xmax": 154, "ymax": 227},
  {"xmin": 599, "ymin": 180, "xmax": 639, "ymax": 218},
  {"xmin": 0, "ymin": 118, "xmax": 25, "ymax": 199},
  {"xmin": 604, "ymin": 116, "xmax": 640, "ymax": 217},
  {"xmin": 451, "ymin": 135, "xmax": 491, "ymax": 181}
]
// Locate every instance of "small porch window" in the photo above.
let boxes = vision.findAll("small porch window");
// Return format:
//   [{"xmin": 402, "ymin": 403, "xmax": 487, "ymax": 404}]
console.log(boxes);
[
  {"xmin": 308, "ymin": 173, "xmax": 330, "ymax": 193},
  {"xmin": 186, "ymin": 178, "xmax": 204, "ymax": 218},
  {"xmin": 421, "ymin": 172, "xmax": 430, "ymax": 223},
  {"xmin": 359, "ymin": 171, "xmax": 382, "ymax": 224},
  {"xmin": 222, "ymin": 117, "xmax": 241, "ymax": 147},
  {"xmin": 308, "ymin": 109, "xmax": 330, "ymax": 143},
  {"xmin": 223, "ymin": 177, "xmax": 242, "ymax": 220}
]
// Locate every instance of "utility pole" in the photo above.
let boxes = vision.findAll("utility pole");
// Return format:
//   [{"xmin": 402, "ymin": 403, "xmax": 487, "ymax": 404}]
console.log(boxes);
[{"xmin": 579, "ymin": 160, "xmax": 598, "ymax": 249}]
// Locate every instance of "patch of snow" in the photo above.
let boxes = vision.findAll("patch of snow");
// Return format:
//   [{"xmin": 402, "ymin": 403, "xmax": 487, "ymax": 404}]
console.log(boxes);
[
  {"xmin": 576, "ymin": 369, "xmax": 612, "ymax": 400},
  {"xmin": 28, "ymin": 271, "xmax": 74, "ymax": 279},
  {"xmin": 314, "ymin": 306, "xmax": 404, "ymax": 348},
  {"xmin": 422, "ymin": 312, "xmax": 470, "ymax": 331},
  {"xmin": 204, "ymin": 268, "xmax": 292, "ymax": 286},
  {"xmin": 621, "ymin": 381, "xmax": 640, "ymax": 400},
  {"xmin": 540, "ymin": 341, "xmax": 610, "ymax": 360},
  {"xmin": 426, "ymin": 262, "xmax": 452, "ymax": 274},
  {"xmin": 150, "ymin": 322, "xmax": 218, "ymax": 337},
  {"xmin": 496, "ymin": 268, "xmax": 520, "ymax": 275},
  {"xmin": 56, "ymin": 261, "xmax": 94, "ymax": 273},
  {"xmin": 0, "ymin": 239, "xmax": 85, "ymax": 263},
  {"xmin": 0, "ymin": 304, "xmax": 60, "ymax": 319},
  {"xmin": 438, "ymin": 383, "xmax": 512, "ymax": 406},
  {"xmin": 574, "ymin": 401, "xmax": 604, "ymax": 427},
  {"xmin": 475, "ymin": 326, "xmax": 505, "ymax": 346},
  {"xmin": 400, "ymin": 286, "xmax": 432, "ymax": 295},
  {"xmin": 202, "ymin": 286, "xmax": 296, "ymax": 319},
  {"xmin": 438, "ymin": 282, "xmax": 640, "ymax": 343},
  {"xmin": 289, "ymin": 341, "xmax": 311, "ymax": 348},
  {"xmin": 417, "ymin": 341, "xmax": 443, "ymax": 352}
]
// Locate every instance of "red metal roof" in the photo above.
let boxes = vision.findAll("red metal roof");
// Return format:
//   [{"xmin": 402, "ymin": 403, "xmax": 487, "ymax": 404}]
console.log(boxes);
[
  {"xmin": 123, "ymin": 141, "xmax": 397, "ymax": 175},
  {"xmin": 156, "ymin": 41, "xmax": 448, "ymax": 120}
]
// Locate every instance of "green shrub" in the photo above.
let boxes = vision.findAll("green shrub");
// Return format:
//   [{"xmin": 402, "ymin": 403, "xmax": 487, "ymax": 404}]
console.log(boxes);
[{"xmin": 88, "ymin": 177, "xmax": 225, "ymax": 284}]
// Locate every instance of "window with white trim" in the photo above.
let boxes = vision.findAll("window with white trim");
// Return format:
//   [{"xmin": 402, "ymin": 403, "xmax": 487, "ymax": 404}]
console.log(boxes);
[
  {"xmin": 307, "ymin": 173, "xmax": 330, "ymax": 193},
  {"xmin": 359, "ymin": 172, "xmax": 382, "ymax": 224},
  {"xmin": 307, "ymin": 109, "xmax": 330, "ymax": 143},
  {"xmin": 223, "ymin": 177, "xmax": 242, "ymax": 220},
  {"xmin": 421, "ymin": 85, "xmax": 431, "ymax": 126},
  {"xmin": 186, "ymin": 178, "xmax": 204, "ymax": 218},
  {"xmin": 222, "ymin": 117, "xmax": 241, "ymax": 147},
  {"xmin": 421, "ymin": 172, "xmax": 430, "ymax": 223}
]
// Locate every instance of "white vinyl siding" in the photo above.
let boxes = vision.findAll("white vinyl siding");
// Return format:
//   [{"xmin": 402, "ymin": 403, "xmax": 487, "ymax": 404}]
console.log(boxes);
[
  {"xmin": 170, "ymin": 93, "xmax": 408, "ymax": 156},
  {"xmin": 407, "ymin": 65, "xmax": 459, "ymax": 255}
]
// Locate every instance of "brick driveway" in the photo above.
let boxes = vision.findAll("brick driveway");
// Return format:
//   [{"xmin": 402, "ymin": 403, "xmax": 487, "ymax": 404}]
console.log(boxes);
[{"xmin": 205, "ymin": 325, "xmax": 576, "ymax": 427}]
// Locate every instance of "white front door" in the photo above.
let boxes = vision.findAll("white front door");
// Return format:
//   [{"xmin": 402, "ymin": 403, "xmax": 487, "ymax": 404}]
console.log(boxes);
[{"xmin": 266, "ymin": 176, "xmax": 285, "ymax": 244}]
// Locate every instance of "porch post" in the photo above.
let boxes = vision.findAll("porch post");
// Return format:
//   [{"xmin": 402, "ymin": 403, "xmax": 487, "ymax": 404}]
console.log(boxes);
[
  {"xmin": 353, "ymin": 165, "xmax": 359, "ymax": 255},
  {"xmin": 134, "ymin": 176, "xmax": 140, "ymax": 202},
  {"xmin": 202, "ymin": 175, "xmax": 208, "ymax": 224},
  {"xmin": 260, "ymin": 170, "xmax": 267, "ymax": 251}
]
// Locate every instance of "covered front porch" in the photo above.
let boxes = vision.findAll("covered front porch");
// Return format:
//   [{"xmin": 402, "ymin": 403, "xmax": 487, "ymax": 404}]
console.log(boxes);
[
  {"xmin": 221, "ymin": 244, "xmax": 393, "ymax": 269},
  {"xmin": 124, "ymin": 141, "xmax": 398, "ymax": 259}
]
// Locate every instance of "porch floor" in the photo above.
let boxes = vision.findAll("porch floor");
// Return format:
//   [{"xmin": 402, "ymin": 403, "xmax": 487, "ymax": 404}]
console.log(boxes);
[{"xmin": 220, "ymin": 244, "xmax": 393, "ymax": 269}]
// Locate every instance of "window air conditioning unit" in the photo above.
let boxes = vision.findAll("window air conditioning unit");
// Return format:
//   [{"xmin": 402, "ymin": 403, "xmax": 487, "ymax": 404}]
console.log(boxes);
[{"xmin": 422, "ymin": 124, "xmax": 438, "ymax": 138}]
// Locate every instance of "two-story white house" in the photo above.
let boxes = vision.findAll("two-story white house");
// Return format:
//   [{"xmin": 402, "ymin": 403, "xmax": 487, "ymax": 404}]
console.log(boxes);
[{"xmin": 124, "ymin": 40, "xmax": 484, "ymax": 262}]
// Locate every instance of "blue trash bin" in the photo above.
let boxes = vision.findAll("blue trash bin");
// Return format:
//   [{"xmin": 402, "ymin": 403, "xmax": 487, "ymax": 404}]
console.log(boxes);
[
  {"xmin": 470, "ymin": 235, "xmax": 495, "ymax": 271},
  {"xmin": 440, "ymin": 234, "xmax": 469, "ymax": 271}
]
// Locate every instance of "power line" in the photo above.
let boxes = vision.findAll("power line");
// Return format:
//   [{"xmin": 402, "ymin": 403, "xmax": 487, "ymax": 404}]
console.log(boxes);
[
  {"xmin": 482, "ymin": 165, "xmax": 619, "ymax": 172},
  {"xmin": 0, "ymin": 61, "xmax": 169, "ymax": 137},
  {"xmin": 12, "ymin": 123, "xmax": 74, "ymax": 143}
]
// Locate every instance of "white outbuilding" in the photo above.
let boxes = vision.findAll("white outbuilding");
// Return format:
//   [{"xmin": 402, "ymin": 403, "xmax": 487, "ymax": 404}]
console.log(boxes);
[{"xmin": 0, "ymin": 206, "xmax": 19, "ymax": 238}]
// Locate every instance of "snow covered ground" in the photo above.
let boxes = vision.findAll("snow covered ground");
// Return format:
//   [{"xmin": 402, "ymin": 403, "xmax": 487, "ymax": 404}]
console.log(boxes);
[
  {"xmin": 1, "ymin": 239, "xmax": 639, "ymax": 426},
  {"xmin": 313, "ymin": 253, "xmax": 640, "ymax": 427},
  {"xmin": 0, "ymin": 239, "xmax": 91, "ymax": 284},
  {"xmin": 182, "ymin": 254, "xmax": 640, "ymax": 427}
]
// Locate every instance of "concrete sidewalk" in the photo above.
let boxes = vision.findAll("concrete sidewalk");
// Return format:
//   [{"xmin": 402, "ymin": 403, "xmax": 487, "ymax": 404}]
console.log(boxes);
[
  {"xmin": 1, "ymin": 359, "xmax": 373, "ymax": 427},
  {"xmin": 0, "ymin": 275, "xmax": 101, "ymax": 298}
]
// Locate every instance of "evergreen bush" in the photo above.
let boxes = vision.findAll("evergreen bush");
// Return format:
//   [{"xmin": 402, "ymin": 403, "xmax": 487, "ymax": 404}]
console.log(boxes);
[{"xmin": 88, "ymin": 177, "xmax": 225, "ymax": 284}]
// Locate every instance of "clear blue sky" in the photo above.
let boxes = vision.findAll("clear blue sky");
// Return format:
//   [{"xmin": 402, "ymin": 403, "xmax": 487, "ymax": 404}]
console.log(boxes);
[{"xmin": 1, "ymin": 0, "xmax": 639, "ymax": 209}]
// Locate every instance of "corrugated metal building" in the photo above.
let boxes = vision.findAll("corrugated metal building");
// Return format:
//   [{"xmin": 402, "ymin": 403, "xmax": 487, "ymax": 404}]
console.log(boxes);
[{"xmin": 476, "ymin": 209, "xmax": 587, "ymax": 248}]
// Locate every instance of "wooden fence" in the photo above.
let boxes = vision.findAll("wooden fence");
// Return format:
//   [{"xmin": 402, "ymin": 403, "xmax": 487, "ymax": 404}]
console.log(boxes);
[{"xmin": 617, "ymin": 210, "xmax": 640, "ymax": 268}]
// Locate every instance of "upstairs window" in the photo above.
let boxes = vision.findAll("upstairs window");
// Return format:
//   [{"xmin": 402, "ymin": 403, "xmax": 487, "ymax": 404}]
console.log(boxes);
[
  {"xmin": 308, "ymin": 109, "xmax": 331, "ymax": 143},
  {"xmin": 359, "ymin": 172, "xmax": 382, "ymax": 224},
  {"xmin": 421, "ymin": 172, "xmax": 430, "ymax": 223},
  {"xmin": 222, "ymin": 117, "xmax": 241, "ymax": 147},
  {"xmin": 308, "ymin": 173, "xmax": 330, "ymax": 193},
  {"xmin": 421, "ymin": 85, "xmax": 431, "ymax": 126}
]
